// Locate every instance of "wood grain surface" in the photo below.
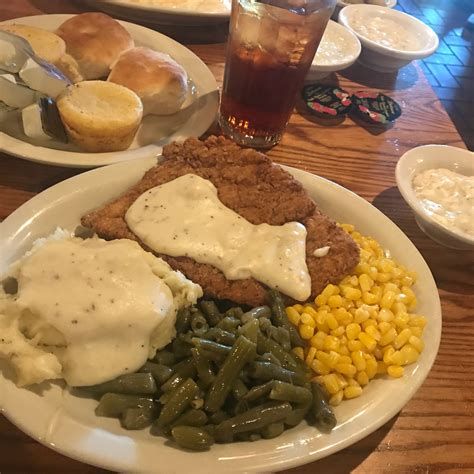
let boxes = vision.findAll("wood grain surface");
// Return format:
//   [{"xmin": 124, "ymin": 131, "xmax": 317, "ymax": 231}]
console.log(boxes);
[{"xmin": 0, "ymin": 1, "xmax": 473, "ymax": 473}]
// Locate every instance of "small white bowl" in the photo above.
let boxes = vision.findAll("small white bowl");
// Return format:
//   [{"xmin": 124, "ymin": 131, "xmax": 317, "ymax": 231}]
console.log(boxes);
[
  {"xmin": 338, "ymin": 4, "xmax": 438, "ymax": 72},
  {"xmin": 309, "ymin": 20, "xmax": 361, "ymax": 79},
  {"xmin": 396, "ymin": 145, "xmax": 474, "ymax": 250},
  {"xmin": 332, "ymin": 0, "xmax": 397, "ymax": 21}
]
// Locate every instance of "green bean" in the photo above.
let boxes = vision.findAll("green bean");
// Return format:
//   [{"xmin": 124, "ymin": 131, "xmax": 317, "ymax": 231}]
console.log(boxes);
[
  {"xmin": 176, "ymin": 307, "xmax": 192, "ymax": 333},
  {"xmin": 269, "ymin": 326, "xmax": 291, "ymax": 352},
  {"xmin": 192, "ymin": 338, "xmax": 232, "ymax": 356},
  {"xmin": 191, "ymin": 348, "xmax": 215, "ymax": 388},
  {"xmin": 171, "ymin": 426, "xmax": 214, "ymax": 451},
  {"xmin": 224, "ymin": 307, "xmax": 244, "ymax": 319},
  {"xmin": 178, "ymin": 331, "xmax": 194, "ymax": 345},
  {"xmin": 214, "ymin": 401, "xmax": 292, "ymax": 443},
  {"xmin": 258, "ymin": 352, "xmax": 282, "ymax": 366},
  {"xmin": 210, "ymin": 410, "xmax": 230, "ymax": 424},
  {"xmin": 203, "ymin": 424, "xmax": 216, "ymax": 436},
  {"xmin": 121, "ymin": 405, "xmax": 157, "ymax": 430},
  {"xmin": 153, "ymin": 350, "xmax": 176, "ymax": 366},
  {"xmin": 172, "ymin": 357, "xmax": 197, "ymax": 378},
  {"xmin": 242, "ymin": 381, "xmax": 273, "ymax": 402},
  {"xmin": 232, "ymin": 378, "xmax": 249, "ymax": 400},
  {"xmin": 216, "ymin": 316, "xmax": 241, "ymax": 332},
  {"xmin": 200, "ymin": 300, "xmax": 222, "ymax": 326},
  {"xmin": 242, "ymin": 306, "xmax": 271, "ymax": 320},
  {"xmin": 171, "ymin": 409, "xmax": 208, "ymax": 428},
  {"xmin": 310, "ymin": 382, "xmax": 337, "ymax": 431},
  {"xmin": 95, "ymin": 393, "xmax": 154, "ymax": 417},
  {"xmin": 85, "ymin": 373, "xmax": 157, "ymax": 396},
  {"xmin": 156, "ymin": 378, "xmax": 200, "ymax": 429},
  {"xmin": 284, "ymin": 402, "xmax": 311, "ymax": 427},
  {"xmin": 238, "ymin": 318, "xmax": 259, "ymax": 344},
  {"xmin": 172, "ymin": 337, "xmax": 192, "ymax": 358},
  {"xmin": 268, "ymin": 289, "xmax": 305, "ymax": 347},
  {"xmin": 161, "ymin": 373, "xmax": 185, "ymax": 393},
  {"xmin": 258, "ymin": 317, "xmax": 272, "ymax": 332},
  {"xmin": 139, "ymin": 361, "xmax": 173, "ymax": 385},
  {"xmin": 205, "ymin": 336, "xmax": 256, "ymax": 413},
  {"xmin": 198, "ymin": 348, "xmax": 226, "ymax": 364},
  {"xmin": 261, "ymin": 422, "xmax": 285, "ymax": 439},
  {"xmin": 249, "ymin": 361, "xmax": 307, "ymax": 386},
  {"xmin": 269, "ymin": 381, "xmax": 312, "ymax": 404},
  {"xmin": 204, "ymin": 327, "xmax": 236, "ymax": 346},
  {"xmin": 257, "ymin": 333, "xmax": 298, "ymax": 370},
  {"xmin": 190, "ymin": 310, "xmax": 209, "ymax": 336}
]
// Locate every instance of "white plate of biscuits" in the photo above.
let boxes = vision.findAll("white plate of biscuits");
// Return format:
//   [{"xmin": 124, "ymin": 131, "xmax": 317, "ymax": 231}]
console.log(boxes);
[{"xmin": 0, "ymin": 13, "xmax": 219, "ymax": 168}]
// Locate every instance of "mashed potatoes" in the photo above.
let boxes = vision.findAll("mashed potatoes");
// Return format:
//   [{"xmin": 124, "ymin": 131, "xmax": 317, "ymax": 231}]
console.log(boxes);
[{"xmin": 0, "ymin": 230, "xmax": 202, "ymax": 387}]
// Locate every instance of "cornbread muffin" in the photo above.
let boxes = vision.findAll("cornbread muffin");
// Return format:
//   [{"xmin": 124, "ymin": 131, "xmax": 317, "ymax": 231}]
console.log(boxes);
[
  {"xmin": 108, "ymin": 46, "xmax": 188, "ymax": 115},
  {"xmin": 0, "ymin": 24, "xmax": 82, "ymax": 82},
  {"xmin": 56, "ymin": 13, "xmax": 134, "ymax": 80},
  {"xmin": 57, "ymin": 81, "xmax": 143, "ymax": 152}
]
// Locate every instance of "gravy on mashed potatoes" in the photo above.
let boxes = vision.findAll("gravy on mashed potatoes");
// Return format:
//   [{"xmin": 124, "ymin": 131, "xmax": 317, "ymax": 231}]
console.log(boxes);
[{"xmin": 0, "ymin": 229, "xmax": 202, "ymax": 387}]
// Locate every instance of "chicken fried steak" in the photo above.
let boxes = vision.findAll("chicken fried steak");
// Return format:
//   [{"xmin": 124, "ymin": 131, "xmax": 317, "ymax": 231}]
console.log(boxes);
[{"xmin": 82, "ymin": 136, "xmax": 359, "ymax": 306}]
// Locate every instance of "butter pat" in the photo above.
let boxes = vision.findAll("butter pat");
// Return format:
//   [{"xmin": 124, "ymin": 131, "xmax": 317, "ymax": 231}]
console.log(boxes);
[
  {"xmin": 0, "ymin": 74, "xmax": 36, "ymax": 108},
  {"xmin": 22, "ymin": 102, "xmax": 51, "ymax": 140},
  {"xmin": 19, "ymin": 58, "xmax": 70, "ymax": 98}
]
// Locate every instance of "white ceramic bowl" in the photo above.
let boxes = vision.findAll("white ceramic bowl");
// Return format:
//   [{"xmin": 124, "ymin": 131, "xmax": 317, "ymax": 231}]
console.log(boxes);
[
  {"xmin": 396, "ymin": 145, "xmax": 474, "ymax": 250},
  {"xmin": 338, "ymin": 4, "xmax": 438, "ymax": 72},
  {"xmin": 332, "ymin": 0, "xmax": 396, "ymax": 21},
  {"xmin": 309, "ymin": 20, "xmax": 361, "ymax": 79}
]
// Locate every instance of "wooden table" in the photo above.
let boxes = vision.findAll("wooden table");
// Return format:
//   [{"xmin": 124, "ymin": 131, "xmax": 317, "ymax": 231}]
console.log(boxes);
[{"xmin": 1, "ymin": 1, "xmax": 473, "ymax": 473}]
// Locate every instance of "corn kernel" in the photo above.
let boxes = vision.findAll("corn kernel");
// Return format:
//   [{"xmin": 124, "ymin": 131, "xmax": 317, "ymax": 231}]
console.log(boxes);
[
  {"xmin": 337, "ymin": 345, "xmax": 350, "ymax": 356},
  {"xmin": 311, "ymin": 359, "xmax": 330, "ymax": 375},
  {"xmin": 334, "ymin": 372, "xmax": 349, "ymax": 389},
  {"xmin": 366, "ymin": 358, "xmax": 378, "ymax": 379},
  {"xmin": 305, "ymin": 347, "xmax": 317, "ymax": 365},
  {"xmin": 376, "ymin": 272, "xmax": 392, "ymax": 283},
  {"xmin": 356, "ymin": 263, "xmax": 371, "ymax": 275},
  {"xmin": 392, "ymin": 302, "xmax": 407, "ymax": 315},
  {"xmin": 300, "ymin": 312, "xmax": 316, "ymax": 328},
  {"xmin": 322, "ymin": 284, "xmax": 339, "ymax": 298},
  {"xmin": 351, "ymin": 350, "xmax": 367, "ymax": 371},
  {"xmin": 299, "ymin": 324, "xmax": 314, "ymax": 340},
  {"xmin": 324, "ymin": 335, "xmax": 340, "ymax": 352},
  {"xmin": 329, "ymin": 390, "xmax": 344, "ymax": 406},
  {"xmin": 362, "ymin": 319, "xmax": 377, "ymax": 330},
  {"xmin": 343, "ymin": 287, "xmax": 362, "ymax": 300},
  {"xmin": 410, "ymin": 326, "xmax": 423, "ymax": 337},
  {"xmin": 348, "ymin": 339, "xmax": 364, "ymax": 351},
  {"xmin": 328, "ymin": 295, "xmax": 343, "ymax": 308},
  {"xmin": 344, "ymin": 385, "xmax": 363, "ymax": 399},
  {"xmin": 378, "ymin": 321, "xmax": 392, "ymax": 334},
  {"xmin": 331, "ymin": 326, "xmax": 345, "ymax": 337},
  {"xmin": 401, "ymin": 275, "xmax": 415, "ymax": 287},
  {"xmin": 346, "ymin": 322, "xmax": 362, "ymax": 340},
  {"xmin": 365, "ymin": 325, "xmax": 381, "ymax": 341},
  {"xmin": 387, "ymin": 365, "xmax": 404, "ymax": 378},
  {"xmin": 340, "ymin": 223, "xmax": 355, "ymax": 233},
  {"xmin": 304, "ymin": 305, "xmax": 317, "ymax": 316},
  {"xmin": 380, "ymin": 291, "xmax": 396, "ymax": 309},
  {"xmin": 400, "ymin": 344, "xmax": 419, "ymax": 365},
  {"xmin": 310, "ymin": 333, "xmax": 326, "ymax": 350},
  {"xmin": 323, "ymin": 374, "xmax": 340, "ymax": 394},
  {"xmin": 390, "ymin": 350, "xmax": 404, "ymax": 366},
  {"xmin": 394, "ymin": 328, "xmax": 412, "ymax": 349},
  {"xmin": 354, "ymin": 307, "xmax": 370, "ymax": 324},
  {"xmin": 394, "ymin": 313, "xmax": 410, "ymax": 329},
  {"xmin": 357, "ymin": 370, "xmax": 369, "ymax": 386},
  {"xmin": 317, "ymin": 350, "xmax": 340, "ymax": 369},
  {"xmin": 358, "ymin": 332, "xmax": 377, "ymax": 352},
  {"xmin": 377, "ymin": 308, "xmax": 394, "ymax": 323},
  {"xmin": 326, "ymin": 314, "xmax": 339, "ymax": 330},
  {"xmin": 358, "ymin": 274, "xmax": 373, "ymax": 292},
  {"xmin": 401, "ymin": 286, "xmax": 416, "ymax": 304},
  {"xmin": 362, "ymin": 291, "xmax": 379, "ymax": 305},
  {"xmin": 408, "ymin": 335, "xmax": 424, "ymax": 352},
  {"xmin": 292, "ymin": 347, "xmax": 304, "ymax": 360},
  {"xmin": 409, "ymin": 316, "xmax": 427, "ymax": 328},
  {"xmin": 379, "ymin": 327, "xmax": 397, "ymax": 346},
  {"xmin": 383, "ymin": 282, "xmax": 399, "ymax": 294},
  {"xmin": 293, "ymin": 304, "xmax": 304, "ymax": 313},
  {"xmin": 338, "ymin": 355, "xmax": 352, "ymax": 365},
  {"xmin": 315, "ymin": 294, "xmax": 327, "ymax": 306},
  {"xmin": 335, "ymin": 363, "xmax": 357, "ymax": 376},
  {"xmin": 383, "ymin": 346, "xmax": 395, "ymax": 365},
  {"xmin": 286, "ymin": 307, "xmax": 301, "ymax": 326}
]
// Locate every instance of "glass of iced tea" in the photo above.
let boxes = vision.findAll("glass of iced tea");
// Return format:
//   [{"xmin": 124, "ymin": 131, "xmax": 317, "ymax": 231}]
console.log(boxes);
[{"xmin": 219, "ymin": 0, "xmax": 336, "ymax": 148}]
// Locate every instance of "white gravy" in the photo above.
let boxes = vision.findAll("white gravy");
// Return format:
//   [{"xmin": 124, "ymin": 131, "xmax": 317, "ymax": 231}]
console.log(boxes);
[
  {"xmin": 125, "ymin": 174, "xmax": 311, "ymax": 301},
  {"xmin": 412, "ymin": 168, "xmax": 474, "ymax": 239},
  {"xmin": 14, "ymin": 238, "xmax": 176, "ymax": 386}
]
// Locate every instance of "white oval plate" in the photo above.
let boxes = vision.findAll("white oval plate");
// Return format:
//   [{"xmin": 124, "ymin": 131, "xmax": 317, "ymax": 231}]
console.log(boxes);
[
  {"xmin": 0, "ymin": 160, "xmax": 441, "ymax": 473},
  {"xmin": 86, "ymin": 0, "xmax": 231, "ymax": 26},
  {"xmin": 0, "ymin": 15, "xmax": 219, "ymax": 168}
]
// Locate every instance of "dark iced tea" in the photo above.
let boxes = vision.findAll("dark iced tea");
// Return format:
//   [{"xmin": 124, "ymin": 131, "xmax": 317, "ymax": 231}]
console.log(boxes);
[{"xmin": 219, "ymin": 0, "xmax": 335, "ymax": 147}]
